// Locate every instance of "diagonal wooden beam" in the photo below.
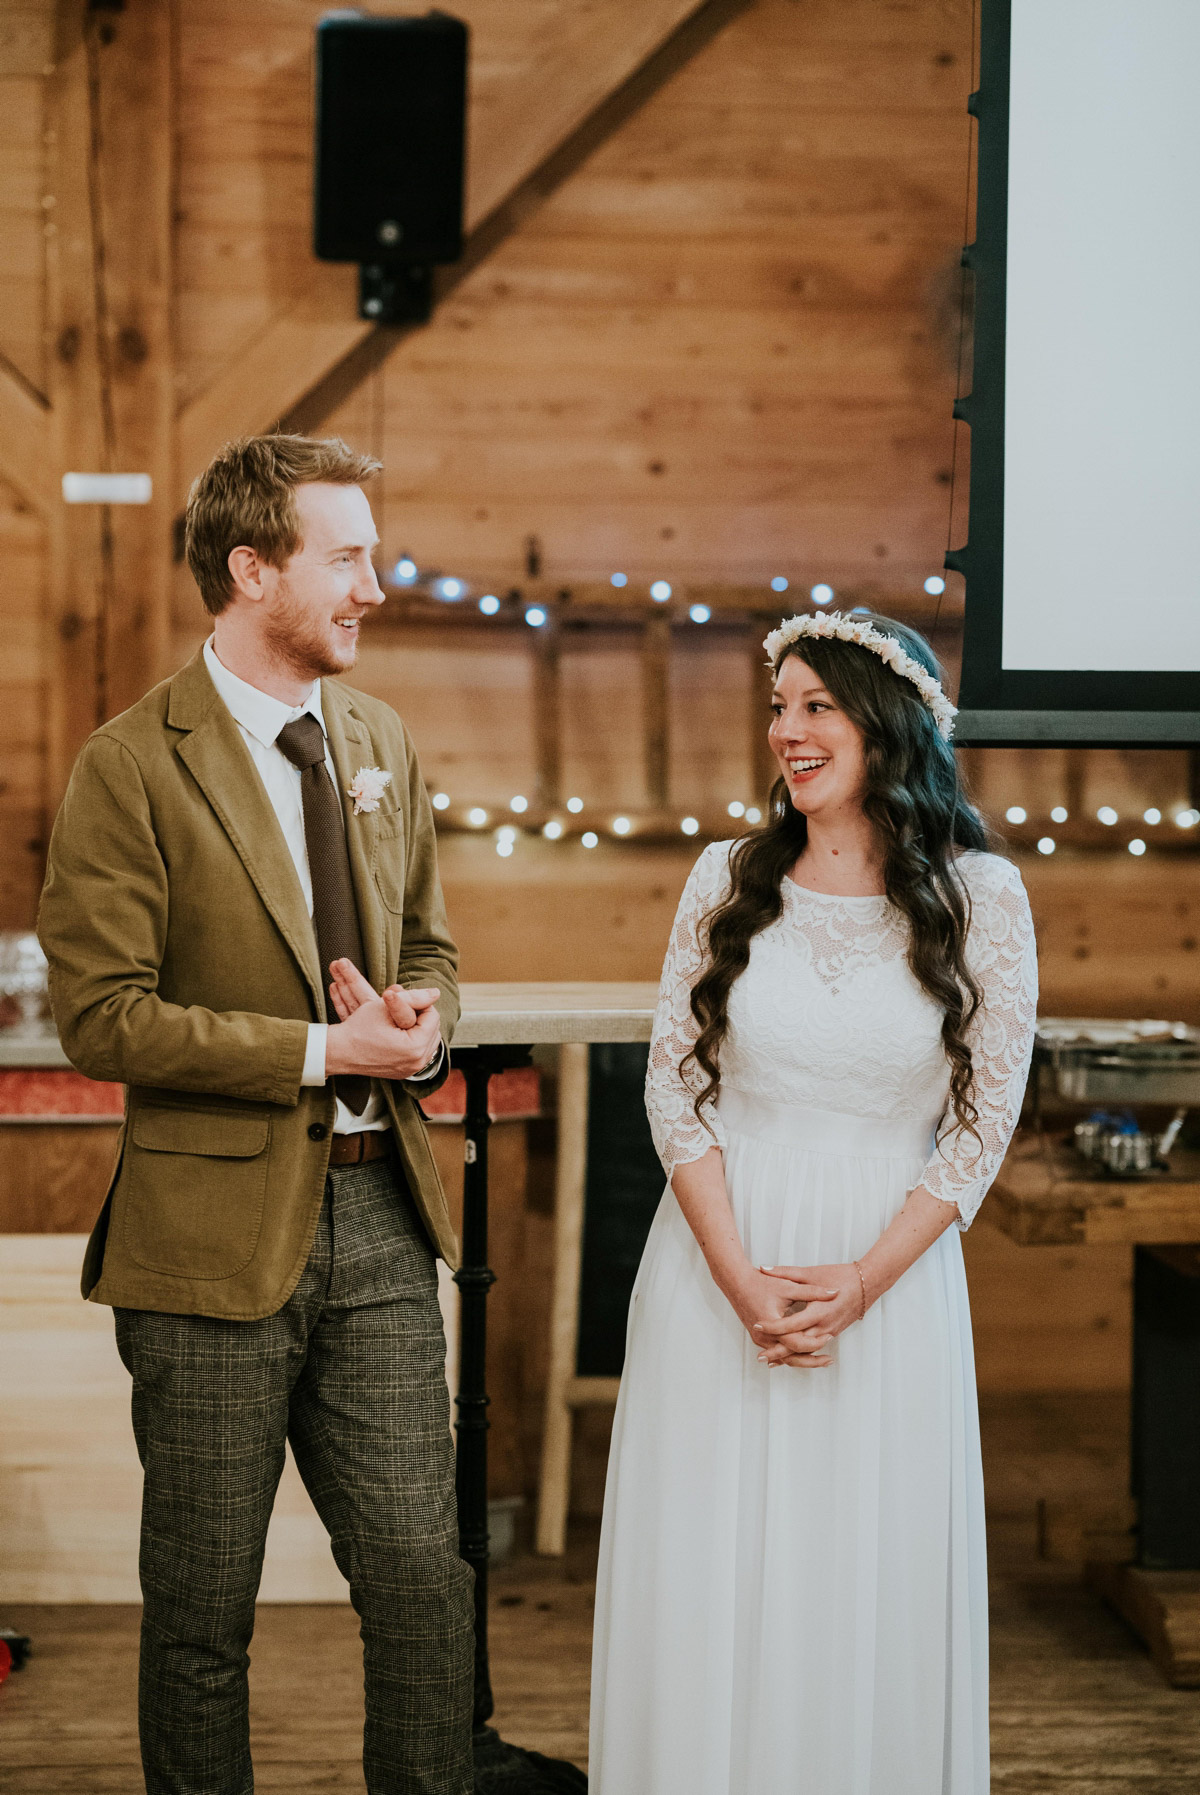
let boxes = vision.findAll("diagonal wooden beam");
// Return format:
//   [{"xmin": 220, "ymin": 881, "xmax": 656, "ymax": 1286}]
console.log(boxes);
[
  {"xmin": 0, "ymin": 354, "xmax": 50, "ymax": 511},
  {"xmin": 177, "ymin": 0, "xmax": 753, "ymax": 499}
]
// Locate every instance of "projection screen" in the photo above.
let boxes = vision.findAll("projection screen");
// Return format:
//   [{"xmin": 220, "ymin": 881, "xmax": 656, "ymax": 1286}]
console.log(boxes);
[{"xmin": 952, "ymin": 0, "xmax": 1200, "ymax": 743}]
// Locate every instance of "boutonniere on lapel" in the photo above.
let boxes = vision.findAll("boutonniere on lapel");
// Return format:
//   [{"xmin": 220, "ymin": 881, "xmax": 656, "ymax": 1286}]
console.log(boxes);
[{"xmin": 347, "ymin": 765, "xmax": 393, "ymax": 816}]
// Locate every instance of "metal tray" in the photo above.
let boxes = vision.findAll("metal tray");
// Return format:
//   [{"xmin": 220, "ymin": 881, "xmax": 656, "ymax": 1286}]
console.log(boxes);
[{"xmin": 1035, "ymin": 1017, "xmax": 1200, "ymax": 1105}]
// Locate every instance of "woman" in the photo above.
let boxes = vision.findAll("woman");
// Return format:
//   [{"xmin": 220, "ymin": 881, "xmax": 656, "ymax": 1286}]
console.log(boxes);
[{"xmin": 589, "ymin": 611, "xmax": 1037, "ymax": 1794}]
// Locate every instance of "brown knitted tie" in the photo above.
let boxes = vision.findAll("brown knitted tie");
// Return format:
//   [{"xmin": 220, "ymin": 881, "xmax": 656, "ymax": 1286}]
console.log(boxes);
[{"xmin": 276, "ymin": 714, "xmax": 371, "ymax": 1115}]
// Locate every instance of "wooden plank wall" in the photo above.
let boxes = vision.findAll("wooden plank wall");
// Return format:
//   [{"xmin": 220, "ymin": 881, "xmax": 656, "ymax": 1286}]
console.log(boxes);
[
  {"xmin": 0, "ymin": 6, "xmax": 51, "ymax": 929},
  {"xmin": 7, "ymin": 0, "xmax": 1195, "ymax": 919},
  {"xmin": 430, "ymin": 836, "xmax": 1200, "ymax": 1027},
  {"xmin": 0, "ymin": 0, "xmax": 1193, "ymax": 1598},
  {"xmin": 311, "ymin": 0, "xmax": 971, "ymax": 593}
]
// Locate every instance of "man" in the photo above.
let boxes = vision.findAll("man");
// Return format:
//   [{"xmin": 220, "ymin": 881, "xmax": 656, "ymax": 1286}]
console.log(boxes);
[{"xmin": 38, "ymin": 434, "xmax": 474, "ymax": 1795}]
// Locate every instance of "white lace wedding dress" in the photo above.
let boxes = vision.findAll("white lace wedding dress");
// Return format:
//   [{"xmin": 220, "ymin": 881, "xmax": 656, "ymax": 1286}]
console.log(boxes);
[{"xmin": 589, "ymin": 844, "xmax": 1038, "ymax": 1795}]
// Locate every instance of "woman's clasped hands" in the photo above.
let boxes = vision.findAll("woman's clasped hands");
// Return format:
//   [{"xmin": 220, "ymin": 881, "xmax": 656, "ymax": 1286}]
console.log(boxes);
[{"xmin": 749, "ymin": 1261, "xmax": 874, "ymax": 1369}]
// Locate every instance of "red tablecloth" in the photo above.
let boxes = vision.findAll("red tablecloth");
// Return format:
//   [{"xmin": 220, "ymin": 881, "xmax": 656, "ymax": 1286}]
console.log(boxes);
[
  {"xmin": 0, "ymin": 1066, "xmax": 540, "ymax": 1124},
  {"xmin": 0, "ymin": 1069, "xmax": 125, "ymax": 1121}
]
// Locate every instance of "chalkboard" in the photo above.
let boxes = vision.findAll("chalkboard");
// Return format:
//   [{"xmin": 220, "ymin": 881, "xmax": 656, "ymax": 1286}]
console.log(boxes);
[{"xmin": 575, "ymin": 1043, "xmax": 668, "ymax": 1377}]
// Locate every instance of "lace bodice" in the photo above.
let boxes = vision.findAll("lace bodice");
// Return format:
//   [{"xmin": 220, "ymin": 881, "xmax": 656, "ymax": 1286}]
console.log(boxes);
[{"xmin": 645, "ymin": 842, "xmax": 1038, "ymax": 1226}]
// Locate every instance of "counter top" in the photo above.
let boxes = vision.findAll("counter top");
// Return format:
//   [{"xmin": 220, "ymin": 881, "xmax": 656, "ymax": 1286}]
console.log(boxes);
[
  {"xmin": 0, "ymin": 980, "xmax": 661, "ymax": 1071},
  {"xmin": 988, "ymin": 1132, "xmax": 1200, "ymax": 1246},
  {"xmin": 0, "ymin": 1027, "xmax": 67, "ymax": 1069}
]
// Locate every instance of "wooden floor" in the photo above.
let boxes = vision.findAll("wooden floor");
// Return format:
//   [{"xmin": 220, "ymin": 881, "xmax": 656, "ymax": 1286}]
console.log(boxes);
[{"xmin": 2, "ymin": 1397, "xmax": 1198, "ymax": 1791}]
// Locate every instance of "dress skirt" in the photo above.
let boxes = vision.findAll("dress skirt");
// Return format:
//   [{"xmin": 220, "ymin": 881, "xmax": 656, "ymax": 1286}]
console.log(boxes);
[{"xmin": 589, "ymin": 1087, "xmax": 989, "ymax": 1795}]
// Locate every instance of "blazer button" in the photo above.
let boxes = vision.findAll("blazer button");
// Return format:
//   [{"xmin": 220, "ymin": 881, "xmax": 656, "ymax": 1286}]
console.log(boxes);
[{"xmin": 308, "ymin": 1123, "xmax": 328, "ymax": 1142}]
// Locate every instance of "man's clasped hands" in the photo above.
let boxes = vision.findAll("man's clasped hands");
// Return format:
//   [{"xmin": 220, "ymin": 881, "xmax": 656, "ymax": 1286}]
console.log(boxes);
[
  {"xmin": 322, "ymin": 959, "xmax": 871, "ymax": 1373},
  {"xmin": 323, "ymin": 958, "xmax": 443, "ymax": 1082}
]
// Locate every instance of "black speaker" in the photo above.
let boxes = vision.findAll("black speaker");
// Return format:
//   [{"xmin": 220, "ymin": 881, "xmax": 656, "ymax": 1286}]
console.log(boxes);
[{"xmin": 314, "ymin": 11, "xmax": 467, "ymax": 275}]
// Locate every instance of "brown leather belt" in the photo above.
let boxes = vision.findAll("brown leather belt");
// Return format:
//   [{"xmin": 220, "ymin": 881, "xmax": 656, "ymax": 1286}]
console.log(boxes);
[{"xmin": 327, "ymin": 1130, "xmax": 394, "ymax": 1167}]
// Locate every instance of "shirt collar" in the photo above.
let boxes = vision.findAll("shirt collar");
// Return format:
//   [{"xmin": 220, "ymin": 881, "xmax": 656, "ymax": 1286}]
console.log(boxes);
[{"xmin": 203, "ymin": 637, "xmax": 326, "ymax": 751}]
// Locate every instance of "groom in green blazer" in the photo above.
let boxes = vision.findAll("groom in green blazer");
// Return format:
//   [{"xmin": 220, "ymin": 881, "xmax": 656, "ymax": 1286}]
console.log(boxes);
[{"xmin": 38, "ymin": 434, "xmax": 474, "ymax": 1795}]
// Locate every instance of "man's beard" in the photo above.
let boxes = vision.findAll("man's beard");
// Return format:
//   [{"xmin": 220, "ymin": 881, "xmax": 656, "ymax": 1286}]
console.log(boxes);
[{"xmin": 260, "ymin": 577, "xmax": 355, "ymax": 682}]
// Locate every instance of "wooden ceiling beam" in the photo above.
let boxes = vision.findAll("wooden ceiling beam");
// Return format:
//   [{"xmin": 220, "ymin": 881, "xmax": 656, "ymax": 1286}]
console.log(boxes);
[{"xmin": 176, "ymin": 0, "xmax": 753, "ymax": 503}]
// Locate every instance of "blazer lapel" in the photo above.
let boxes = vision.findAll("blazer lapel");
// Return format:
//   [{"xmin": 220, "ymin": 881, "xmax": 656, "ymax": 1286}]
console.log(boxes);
[
  {"xmin": 169, "ymin": 654, "xmax": 324, "ymax": 1015},
  {"xmin": 323, "ymin": 682, "xmax": 393, "ymax": 994}
]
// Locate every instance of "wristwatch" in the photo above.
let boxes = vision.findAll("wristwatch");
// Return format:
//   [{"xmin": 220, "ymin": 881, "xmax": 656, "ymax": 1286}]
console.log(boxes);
[{"xmin": 410, "ymin": 1041, "xmax": 444, "ymax": 1082}]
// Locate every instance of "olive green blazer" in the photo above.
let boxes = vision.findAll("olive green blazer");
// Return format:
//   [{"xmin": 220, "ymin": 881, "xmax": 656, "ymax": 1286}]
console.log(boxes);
[{"xmin": 37, "ymin": 648, "xmax": 461, "ymax": 1319}]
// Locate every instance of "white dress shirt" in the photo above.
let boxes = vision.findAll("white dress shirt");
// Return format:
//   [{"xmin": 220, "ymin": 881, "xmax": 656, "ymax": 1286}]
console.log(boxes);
[{"xmin": 202, "ymin": 639, "xmax": 439, "ymax": 1133}]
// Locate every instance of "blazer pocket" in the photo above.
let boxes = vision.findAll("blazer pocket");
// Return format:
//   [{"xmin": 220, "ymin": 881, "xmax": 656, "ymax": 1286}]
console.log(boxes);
[
  {"xmin": 121, "ymin": 1106, "xmax": 271, "ymax": 1280},
  {"xmin": 372, "ymin": 822, "xmax": 406, "ymax": 914}
]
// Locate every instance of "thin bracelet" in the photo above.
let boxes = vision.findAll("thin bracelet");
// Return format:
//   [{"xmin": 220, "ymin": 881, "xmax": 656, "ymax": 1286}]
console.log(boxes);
[{"xmin": 852, "ymin": 1260, "xmax": 868, "ymax": 1320}]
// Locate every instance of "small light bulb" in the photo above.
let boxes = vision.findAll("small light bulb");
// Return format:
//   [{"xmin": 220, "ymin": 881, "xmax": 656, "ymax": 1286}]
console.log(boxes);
[
  {"xmin": 435, "ymin": 576, "xmax": 464, "ymax": 601},
  {"xmin": 467, "ymin": 807, "xmax": 488, "ymax": 827},
  {"xmin": 650, "ymin": 580, "xmax": 672, "ymax": 602},
  {"xmin": 1143, "ymin": 808, "xmax": 1162, "ymax": 825},
  {"xmin": 770, "ymin": 576, "xmax": 788, "ymax": 593},
  {"xmin": 478, "ymin": 593, "xmax": 500, "ymax": 615},
  {"xmin": 610, "ymin": 572, "xmax": 627, "ymax": 588},
  {"xmin": 612, "ymin": 816, "xmax": 632, "ymax": 835},
  {"xmin": 689, "ymin": 603, "xmax": 711, "ymax": 623},
  {"xmin": 431, "ymin": 791, "xmax": 450, "ymax": 811},
  {"xmin": 810, "ymin": 583, "xmax": 834, "ymax": 605},
  {"xmin": 394, "ymin": 557, "xmax": 417, "ymax": 582},
  {"xmin": 680, "ymin": 816, "xmax": 700, "ymax": 836},
  {"xmin": 566, "ymin": 796, "xmax": 584, "ymax": 814},
  {"xmin": 542, "ymin": 819, "xmax": 563, "ymax": 840},
  {"xmin": 1050, "ymin": 806, "xmax": 1068, "ymax": 823},
  {"xmin": 1176, "ymin": 808, "xmax": 1199, "ymax": 829},
  {"xmin": 496, "ymin": 825, "xmax": 517, "ymax": 844},
  {"xmin": 581, "ymin": 830, "xmax": 599, "ymax": 849},
  {"xmin": 509, "ymin": 795, "xmax": 528, "ymax": 813},
  {"xmin": 1097, "ymin": 806, "xmax": 1118, "ymax": 825},
  {"xmin": 1128, "ymin": 838, "xmax": 1147, "ymax": 856},
  {"xmin": 923, "ymin": 575, "xmax": 946, "ymax": 596},
  {"xmin": 525, "ymin": 606, "xmax": 547, "ymax": 627},
  {"xmin": 745, "ymin": 807, "xmax": 762, "ymax": 824},
  {"xmin": 727, "ymin": 801, "xmax": 746, "ymax": 818},
  {"xmin": 1005, "ymin": 806, "xmax": 1027, "ymax": 825},
  {"xmin": 496, "ymin": 838, "xmax": 514, "ymax": 858},
  {"xmin": 1037, "ymin": 837, "xmax": 1056, "ymax": 856}
]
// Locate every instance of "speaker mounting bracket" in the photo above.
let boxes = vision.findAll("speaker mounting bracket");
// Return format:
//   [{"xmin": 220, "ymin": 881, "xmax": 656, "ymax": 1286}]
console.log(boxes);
[{"xmin": 358, "ymin": 262, "xmax": 434, "ymax": 325}]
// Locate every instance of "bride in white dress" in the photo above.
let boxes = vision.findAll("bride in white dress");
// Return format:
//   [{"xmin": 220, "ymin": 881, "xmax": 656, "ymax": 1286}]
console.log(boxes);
[{"xmin": 589, "ymin": 611, "xmax": 1038, "ymax": 1794}]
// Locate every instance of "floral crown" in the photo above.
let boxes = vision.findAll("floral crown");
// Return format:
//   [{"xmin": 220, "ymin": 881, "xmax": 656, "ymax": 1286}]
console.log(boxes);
[{"xmin": 763, "ymin": 611, "xmax": 957, "ymax": 742}]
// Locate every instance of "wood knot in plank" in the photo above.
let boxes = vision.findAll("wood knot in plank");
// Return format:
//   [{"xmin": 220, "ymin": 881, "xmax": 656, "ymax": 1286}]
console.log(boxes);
[{"xmin": 116, "ymin": 325, "xmax": 148, "ymax": 367}]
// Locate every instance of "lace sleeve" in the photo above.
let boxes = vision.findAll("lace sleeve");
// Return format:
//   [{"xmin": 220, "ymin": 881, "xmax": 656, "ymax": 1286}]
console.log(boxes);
[
  {"xmin": 920, "ymin": 856, "xmax": 1039, "ymax": 1228},
  {"xmin": 644, "ymin": 842, "xmax": 734, "ymax": 1181}
]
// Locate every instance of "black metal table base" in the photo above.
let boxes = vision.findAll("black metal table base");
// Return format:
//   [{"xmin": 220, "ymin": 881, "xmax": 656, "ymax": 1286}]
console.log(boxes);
[{"xmin": 454, "ymin": 1047, "xmax": 588, "ymax": 1792}]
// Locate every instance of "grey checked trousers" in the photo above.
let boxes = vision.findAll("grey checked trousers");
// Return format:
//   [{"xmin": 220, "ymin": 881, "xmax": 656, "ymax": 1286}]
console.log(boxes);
[{"xmin": 114, "ymin": 1157, "xmax": 474, "ymax": 1795}]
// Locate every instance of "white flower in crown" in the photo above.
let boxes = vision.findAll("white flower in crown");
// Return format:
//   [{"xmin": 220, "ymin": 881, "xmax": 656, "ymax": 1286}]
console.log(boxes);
[
  {"xmin": 762, "ymin": 610, "xmax": 958, "ymax": 741},
  {"xmin": 347, "ymin": 765, "xmax": 393, "ymax": 815}
]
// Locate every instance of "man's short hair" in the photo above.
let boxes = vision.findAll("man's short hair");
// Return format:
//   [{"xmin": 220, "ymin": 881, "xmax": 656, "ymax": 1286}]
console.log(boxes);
[{"xmin": 184, "ymin": 434, "xmax": 383, "ymax": 615}]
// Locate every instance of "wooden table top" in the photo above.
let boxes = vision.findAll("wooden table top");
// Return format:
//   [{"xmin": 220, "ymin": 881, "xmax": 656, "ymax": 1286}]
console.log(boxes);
[
  {"xmin": 452, "ymin": 981, "xmax": 658, "ymax": 1046},
  {"xmin": 988, "ymin": 1131, "xmax": 1200, "ymax": 1246}
]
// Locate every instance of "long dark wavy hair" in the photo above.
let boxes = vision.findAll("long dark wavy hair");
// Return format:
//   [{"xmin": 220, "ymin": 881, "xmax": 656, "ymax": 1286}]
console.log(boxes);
[{"xmin": 683, "ymin": 612, "xmax": 992, "ymax": 1147}]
